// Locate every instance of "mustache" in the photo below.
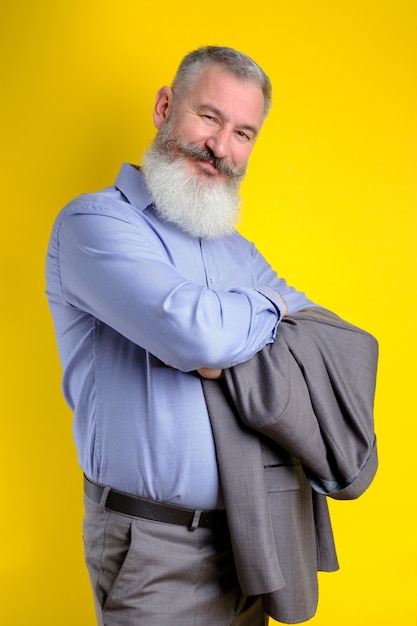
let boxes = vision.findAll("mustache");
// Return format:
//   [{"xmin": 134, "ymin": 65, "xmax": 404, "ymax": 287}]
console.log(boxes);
[{"xmin": 174, "ymin": 142, "xmax": 245, "ymax": 179}]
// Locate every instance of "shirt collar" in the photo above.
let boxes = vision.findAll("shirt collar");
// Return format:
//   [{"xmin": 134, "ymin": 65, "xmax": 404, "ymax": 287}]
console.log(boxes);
[{"xmin": 114, "ymin": 163, "xmax": 153, "ymax": 212}]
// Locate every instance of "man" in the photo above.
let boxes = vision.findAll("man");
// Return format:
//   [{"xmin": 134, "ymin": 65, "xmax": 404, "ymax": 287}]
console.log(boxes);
[{"xmin": 46, "ymin": 46, "xmax": 316, "ymax": 625}]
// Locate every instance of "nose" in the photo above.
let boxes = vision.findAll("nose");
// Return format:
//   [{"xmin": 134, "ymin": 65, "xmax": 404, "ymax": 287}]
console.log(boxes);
[{"xmin": 205, "ymin": 127, "xmax": 231, "ymax": 160}]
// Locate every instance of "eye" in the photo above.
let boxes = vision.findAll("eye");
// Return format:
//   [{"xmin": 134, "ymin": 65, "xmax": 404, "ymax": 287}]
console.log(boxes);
[
  {"xmin": 236, "ymin": 130, "xmax": 251, "ymax": 142},
  {"xmin": 201, "ymin": 114, "xmax": 217, "ymax": 124}
]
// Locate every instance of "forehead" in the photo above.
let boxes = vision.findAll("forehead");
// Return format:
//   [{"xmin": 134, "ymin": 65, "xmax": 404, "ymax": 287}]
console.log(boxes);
[{"xmin": 179, "ymin": 64, "xmax": 265, "ymax": 128}]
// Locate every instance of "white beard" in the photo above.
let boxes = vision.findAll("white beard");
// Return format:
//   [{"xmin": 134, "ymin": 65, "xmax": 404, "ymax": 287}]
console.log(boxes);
[{"xmin": 141, "ymin": 131, "xmax": 243, "ymax": 240}]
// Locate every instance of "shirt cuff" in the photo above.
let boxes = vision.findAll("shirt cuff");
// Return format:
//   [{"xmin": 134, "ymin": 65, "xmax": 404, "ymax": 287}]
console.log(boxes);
[{"xmin": 255, "ymin": 286, "xmax": 285, "ymax": 324}]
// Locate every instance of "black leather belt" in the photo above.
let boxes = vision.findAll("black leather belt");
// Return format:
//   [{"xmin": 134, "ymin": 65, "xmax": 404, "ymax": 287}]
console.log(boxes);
[{"xmin": 84, "ymin": 475, "xmax": 227, "ymax": 531}]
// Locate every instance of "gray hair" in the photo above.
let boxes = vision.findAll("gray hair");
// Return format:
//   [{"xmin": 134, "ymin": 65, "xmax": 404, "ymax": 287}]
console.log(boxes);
[{"xmin": 171, "ymin": 46, "xmax": 272, "ymax": 117}]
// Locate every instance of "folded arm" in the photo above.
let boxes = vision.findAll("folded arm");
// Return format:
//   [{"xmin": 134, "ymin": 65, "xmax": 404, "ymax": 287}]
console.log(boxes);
[{"xmin": 56, "ymin": 206, "xmax": 297, "ymax": 371}]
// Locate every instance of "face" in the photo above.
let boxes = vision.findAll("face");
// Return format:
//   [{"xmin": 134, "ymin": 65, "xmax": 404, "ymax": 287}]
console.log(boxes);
[{"xmin": 153, "ymin": 65, "xmax": 265, "ymax": 181}]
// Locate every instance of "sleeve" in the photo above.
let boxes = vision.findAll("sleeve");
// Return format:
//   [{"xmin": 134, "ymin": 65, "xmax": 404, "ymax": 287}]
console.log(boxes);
[{"xmin": 57, "ymin": 204, "xmax": 285, "ymax": 371}]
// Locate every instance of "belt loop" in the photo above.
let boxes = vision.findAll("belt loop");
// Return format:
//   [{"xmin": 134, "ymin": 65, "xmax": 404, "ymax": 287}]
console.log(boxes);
[
  {"xmin": 188, "ymin": 510, "xmax": 202, "ymax": 531},
  {"xmin": 100, "ymin": 486, "xmax": 111, "ymax": 508}
]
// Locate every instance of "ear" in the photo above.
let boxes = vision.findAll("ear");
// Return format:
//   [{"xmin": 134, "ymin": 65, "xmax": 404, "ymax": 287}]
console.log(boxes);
[{"xmin": 153, "ymin": 86, "xmax": 174, "ymax": 129}]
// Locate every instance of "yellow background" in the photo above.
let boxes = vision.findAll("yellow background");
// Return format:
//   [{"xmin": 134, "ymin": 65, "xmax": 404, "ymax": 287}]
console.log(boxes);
[{"xmin": 1, "ymin": 1, "xmax": 416, "ymax": 624}]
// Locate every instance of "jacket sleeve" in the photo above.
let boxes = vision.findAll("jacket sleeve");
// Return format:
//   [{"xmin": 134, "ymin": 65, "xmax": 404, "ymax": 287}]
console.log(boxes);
[{"xmin": 223, "ymin": 308, "xmax": 379, "ymax": 499}]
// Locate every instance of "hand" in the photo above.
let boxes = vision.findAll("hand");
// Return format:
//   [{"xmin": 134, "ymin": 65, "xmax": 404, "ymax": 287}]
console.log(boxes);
[
  {"xmin": 165, "ymin": 362, "xmax": 223, "ymax": 379},
  {"xmin": 277, "ymin": 293, "xmax": 287, "ymax": 317},
  {"xmin": 197, "ymin": 367, "xmax": 224, "ymax": 379}
]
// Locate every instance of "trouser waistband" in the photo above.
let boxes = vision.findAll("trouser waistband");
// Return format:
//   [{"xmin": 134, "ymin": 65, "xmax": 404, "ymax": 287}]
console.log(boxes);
[{"xmin": 84, "ymin": 475, "xmax": 227, "ymax": 531}]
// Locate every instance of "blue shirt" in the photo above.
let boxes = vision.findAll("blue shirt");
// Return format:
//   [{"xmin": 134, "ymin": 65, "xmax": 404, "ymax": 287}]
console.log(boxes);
[{"xmin": 46, "ymin": 163, "xmax": 315, "ymax": 509}]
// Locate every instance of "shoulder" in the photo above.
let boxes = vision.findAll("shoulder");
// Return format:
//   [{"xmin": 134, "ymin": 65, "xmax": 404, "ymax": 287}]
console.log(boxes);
[
  {"xmin": 59, "ymin": 186, "xmax": 136, "ymax": 220},
  {"xmin": 50, "ymin": 186, "xmax": 152, "ymax": 245}
]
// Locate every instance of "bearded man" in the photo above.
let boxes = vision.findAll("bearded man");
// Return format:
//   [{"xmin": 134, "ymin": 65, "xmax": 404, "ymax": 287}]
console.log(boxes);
[{"xmin": 46, "ymin": 46, "xmax": 316, "ymax": 625}]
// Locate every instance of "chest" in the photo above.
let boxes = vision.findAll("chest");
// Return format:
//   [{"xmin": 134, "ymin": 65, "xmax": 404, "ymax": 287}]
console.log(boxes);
[{"xmin": 147, "ymin": 216, "xmax": 257, "ymax": 290}]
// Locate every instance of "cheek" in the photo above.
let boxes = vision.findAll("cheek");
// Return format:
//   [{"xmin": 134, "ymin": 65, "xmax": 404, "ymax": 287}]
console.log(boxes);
[
  {"xmin": 233, "ymin": 145, "xmax": 253, "ymax": 168},
  {"xmin": 172, "ymin": 118, "xmax": 209, "ymax": 145}
]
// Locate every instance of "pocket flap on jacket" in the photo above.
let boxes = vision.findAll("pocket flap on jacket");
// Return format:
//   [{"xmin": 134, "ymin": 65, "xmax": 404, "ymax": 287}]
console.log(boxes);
[{"xmin": 264, "ymin": 463, "xmax": 306, "ymax": 492}]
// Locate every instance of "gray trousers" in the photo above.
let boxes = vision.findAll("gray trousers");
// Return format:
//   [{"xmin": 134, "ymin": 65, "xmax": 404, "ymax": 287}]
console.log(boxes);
[{"xmin": 83, "ymin": 494, "xmax": 267, "ymax": 626}]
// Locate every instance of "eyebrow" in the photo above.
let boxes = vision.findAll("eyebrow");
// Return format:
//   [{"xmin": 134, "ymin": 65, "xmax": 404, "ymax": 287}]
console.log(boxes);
[{"xmin": 199, "ymin": 104, "xmax": 260, "ymax": 137}]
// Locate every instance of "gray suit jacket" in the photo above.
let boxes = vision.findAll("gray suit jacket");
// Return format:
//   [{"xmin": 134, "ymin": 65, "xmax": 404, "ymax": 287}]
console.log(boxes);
[{"xmin": 202, "ymin": 308, "xmax": 378, "ymax": 624}]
